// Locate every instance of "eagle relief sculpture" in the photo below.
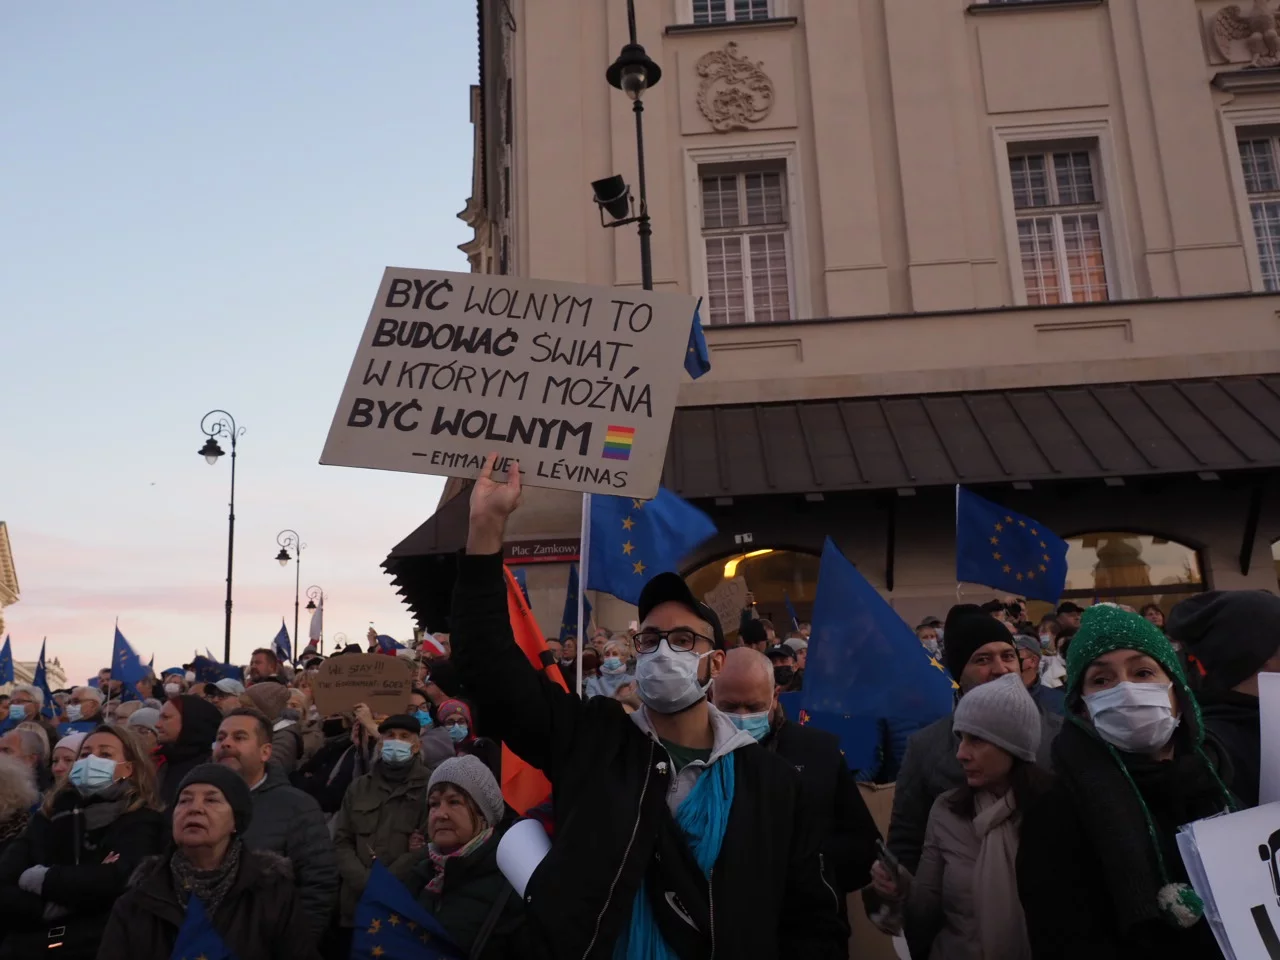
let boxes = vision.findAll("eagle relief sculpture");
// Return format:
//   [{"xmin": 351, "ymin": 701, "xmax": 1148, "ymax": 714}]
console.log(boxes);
[
  {"xmin": 695, "ymin": 41, "xmax": 775, "ymax": 132},
  {"xmin": 1211, "ymin": 0, "xmax": 1280, "ymax": 67}
]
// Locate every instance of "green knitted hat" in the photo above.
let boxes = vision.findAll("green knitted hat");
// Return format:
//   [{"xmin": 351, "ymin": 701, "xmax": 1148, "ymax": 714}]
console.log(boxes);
[{"xmin": 1066, "ymin": 603, "xmax": 1201, "ymax": 740}]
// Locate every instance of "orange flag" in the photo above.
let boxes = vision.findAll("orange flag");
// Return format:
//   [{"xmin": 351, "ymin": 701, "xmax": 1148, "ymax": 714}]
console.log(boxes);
[{"xmin": 500, "ymin": 565, "xmax": 564, "ymax": 814}]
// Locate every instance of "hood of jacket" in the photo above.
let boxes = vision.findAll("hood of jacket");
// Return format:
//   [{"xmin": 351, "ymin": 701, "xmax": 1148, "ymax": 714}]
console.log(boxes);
[
  {"xmin": 161, "ymin": 695, "xmax": 225, "ymax": 763},
  {"xmin": 629, "ymin": 702, "xmax": 758, "ymax": 761}
]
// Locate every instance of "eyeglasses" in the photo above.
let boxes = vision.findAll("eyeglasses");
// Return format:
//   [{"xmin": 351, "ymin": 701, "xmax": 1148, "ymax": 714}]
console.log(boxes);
[{"xmin": 634, "ymin": 628, "xmax": 714, "ymax": 654}]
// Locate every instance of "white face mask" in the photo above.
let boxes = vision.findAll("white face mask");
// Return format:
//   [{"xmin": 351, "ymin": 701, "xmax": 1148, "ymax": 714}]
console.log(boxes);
[
  {"xmin": 163, "ymin": 683, "xmax": 181, "ymax": 697},
  {"xmin": 1083, "ymin": 681, "xmax": 1180, "ymax": 754},
  {"xmin": 635, "ymin": 640, "xmax": 712, "ymax": 714}
]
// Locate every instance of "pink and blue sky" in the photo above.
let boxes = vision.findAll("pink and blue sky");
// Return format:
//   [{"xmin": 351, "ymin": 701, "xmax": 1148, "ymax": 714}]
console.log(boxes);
[{"xmin": 2, "ymin": 4, "xmax": 476, "ymax": 681}]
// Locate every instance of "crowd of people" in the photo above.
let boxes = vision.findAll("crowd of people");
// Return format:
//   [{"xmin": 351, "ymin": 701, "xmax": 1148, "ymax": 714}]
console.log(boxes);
[{"xmin": 0, "ymin": 456, "xmax": 1273, "ymax": 958}]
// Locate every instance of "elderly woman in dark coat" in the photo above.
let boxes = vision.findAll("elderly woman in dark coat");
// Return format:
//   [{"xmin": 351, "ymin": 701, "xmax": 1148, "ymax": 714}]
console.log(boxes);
[{"xmin": 97, "ymin": 764, "xmax": 318, "ymax": 960}]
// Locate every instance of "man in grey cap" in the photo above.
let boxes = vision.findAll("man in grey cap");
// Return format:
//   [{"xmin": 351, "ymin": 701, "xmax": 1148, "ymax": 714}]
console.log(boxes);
[{"xmin": 207, "ymin": 678, "xmax": 246, "ymax": 716}]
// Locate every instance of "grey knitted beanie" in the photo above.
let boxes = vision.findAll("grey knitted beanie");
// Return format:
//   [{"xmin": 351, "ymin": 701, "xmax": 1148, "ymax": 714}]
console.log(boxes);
[
  {"xmin": 428, "ymin": 755, "xmax": 505, "ymax": 828},
  {"xmin": 953, "ymin": 673, "xmax": 1040, "ymax": 762}
]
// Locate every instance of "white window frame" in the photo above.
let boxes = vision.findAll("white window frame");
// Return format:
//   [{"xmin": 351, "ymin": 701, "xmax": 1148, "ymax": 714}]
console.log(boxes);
[
  {"xmin": 992, "ymin": 120, "xmax": 1135, "ymax": 306},
  {"xmin": 683, "ymin": 140, "xmax": 812, "ymax": 324},
  {"xmin": 1220, "ymin": 106, "xmax": 1280, "ymax": 293},
  {"xmin": 681, "ymin": 0, "xmax": 786, "ymax": 24}
]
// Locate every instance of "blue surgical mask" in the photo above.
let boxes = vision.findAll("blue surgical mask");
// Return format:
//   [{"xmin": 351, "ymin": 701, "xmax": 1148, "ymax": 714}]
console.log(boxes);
[
  {"xmin": 69, "ymin": 755, "xmax": 118, "ymax": 795},
  {"xmin": 8, "ymin": 704, "xmax": 26, "ymax": 722},
  {"xmin": 727, "ymin": 710, "xmax": 772, "ymax": 743},
  {"xmin": 413, "ymin": 709, "xmax": 433, "ymax": 728},
  {"xmin": 447, "ymin": 723, "xmax": 469, "ymax": 743},
  {"xmin": 602, "ymin": 657, "xmax": 626, "ymax": 674},
  {"xmin": 380, "ymin": 739, "xmax": 414, "ymax": 766},
  {"xmin": 65, "ymin": 704, "xmax": 82, "ymax": 723}
]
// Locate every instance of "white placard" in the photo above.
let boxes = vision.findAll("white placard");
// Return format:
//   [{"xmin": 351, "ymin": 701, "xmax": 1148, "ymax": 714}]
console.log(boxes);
[
  {"xmin": 320, "ymin": 267, "xmax": 698, "ymax": 498},
  {"xmin": 496, "ymin": 816, "xmax": 552, "ymax": 897},
  {"xmin": 703, "ymin": 577, "xmax": 748, "ymax": 637},
  {"xmin": 1179, "ymin": 801, "xmax": 1280, "ymax": 959},
  {"xmin": 1259, "ymin": 673, "xmax": 1280, "ymax": 807}
]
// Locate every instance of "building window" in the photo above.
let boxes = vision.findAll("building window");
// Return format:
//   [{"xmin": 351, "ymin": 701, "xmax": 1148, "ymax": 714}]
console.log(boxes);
[
  {"xmin": 700, "ymin": 164, "xmax": 792, "ymax": 325},
  {"xmin": 684, "ymin": 548, "xmax": 819, "ymax": 635},
  {"xmin": 1008, "ymin": 147, "xmax": 1111, "ymax": 305},
  {"xmin": 1239, "ymin": 136, "xmax": 1280, "ymax": 291},
  {"xmin": 693, "ymin": 0, "xmax": 772, "ymax": 23}
]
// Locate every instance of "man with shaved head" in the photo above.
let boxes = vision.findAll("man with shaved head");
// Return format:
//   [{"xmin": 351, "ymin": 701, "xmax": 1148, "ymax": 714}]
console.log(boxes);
[{"xmin": 714, "ymin": 647, "xmax": 881, "ymax": 897}]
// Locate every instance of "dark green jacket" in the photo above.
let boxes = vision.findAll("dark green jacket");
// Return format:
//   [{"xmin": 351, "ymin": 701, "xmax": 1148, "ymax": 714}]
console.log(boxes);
[
  {"xmin": 401, "ymin": 831, "xmax": 525, "ymax": 960},
  {"xmin": 333, "ymin": 757, "xmax": 431, "ymax": 925}
]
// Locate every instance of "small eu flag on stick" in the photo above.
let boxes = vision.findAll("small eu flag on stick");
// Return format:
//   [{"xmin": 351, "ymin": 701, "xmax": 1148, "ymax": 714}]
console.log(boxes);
[{"xmin": 955, "ymin": 486, "xmax": 1069, "ymax": 604}]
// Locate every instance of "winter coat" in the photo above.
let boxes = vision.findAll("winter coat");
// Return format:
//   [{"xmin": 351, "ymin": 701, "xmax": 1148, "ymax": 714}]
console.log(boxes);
[
  {"xmin": 1027, "ymin": 681, "xmax": 1066, "ymax": 716},
  {"xmin": 290, "ymin": 732, "xmax": 368, "ymax": 814},
  {"xmin": 241, "ymin": 762, "xmax": 339, "ymax": 939},
  {"xmin": 0, "ymin": 790, "xmax": 166, "ymax": 960},
  {"xmin": 763, "ymin": 716, "xmax": 880, "ymax": 893},
  {"xmin": 334, "ymin": 757, "xmax": 432, "ymax": 925},
  {"xmin": 1017, "ymin": 721, "xmax": 1227, "ymax": 960},
  {"xmin": 270, "ymin": 720, "xmax": 304, "ymax": 775},
  {"xmin": 1199, "ymin": 689, "xmax": 1260, "ymax": 808},
  {"xmin": 401, "ymin": 827, "xmax": 526, "ymax": 960},
  {"xmin": 450, "ymin": 552, "xmax": 850, "ymax": 960},
  {"xmin": 584, "ymin": 669, "xmax": 634, "ymax": 699},
  {"xmin": 96, "ymin": 848, "xmax": 320, "ymax": 960},
  {"xmin": 886, "ymin": 707, "xmax": 1061, "ymax": 872},
  {"xmin": 155, "ymin": 695, "xmax": 224, "ymax": 810}
]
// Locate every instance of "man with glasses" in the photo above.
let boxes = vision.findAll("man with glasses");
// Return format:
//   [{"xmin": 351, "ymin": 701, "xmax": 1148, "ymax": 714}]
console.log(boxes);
[
  {"xmin": 205, "ymin": 677, "xmax": 247, "ymax": 715},
  {"xmin": 1, "ymin": 684, "xmax": 59, "ymax": 747},
  {"xmin": 57, "ymin": 685, "xmax": 105, "ymax": 735},
  {"xmin": 451, "ymin": 456, "xmax": 848, "ymax": 959}
]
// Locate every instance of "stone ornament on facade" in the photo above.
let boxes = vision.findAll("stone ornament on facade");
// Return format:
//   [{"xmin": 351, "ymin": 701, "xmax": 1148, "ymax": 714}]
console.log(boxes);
[
  {"xmin": 1210, "ymin": 1, "xmax": 1280, "ymax": 68},
  {"xmin": 695, "ymin": 41, "xmax": 775, "ymax": 133}
]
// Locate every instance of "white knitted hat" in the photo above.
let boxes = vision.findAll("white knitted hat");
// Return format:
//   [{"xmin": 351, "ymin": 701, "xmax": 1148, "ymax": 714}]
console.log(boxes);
[
  {"xmin": 428, "ymin": 754, "xmax": 505, "ymax": 828},
  {"xmin": 953, "ymin": 673, "xmax": 1040, "ymax": 763}
]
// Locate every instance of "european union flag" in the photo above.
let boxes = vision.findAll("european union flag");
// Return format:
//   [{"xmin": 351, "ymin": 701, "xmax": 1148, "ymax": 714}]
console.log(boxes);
[
  {"xmin": 352, "ymin": 861, "xmax": 462, "ymax": 960},
  {"xmin": 0, "ymin": 636, "xmax": 12, "ymax": 686},
  {"xmin": 955, "ymin": 487, "xmax": 1068, "ymax": 604},
  {"xmin": 170, "ymin": 894, "xmax": 235, "ymax": 960},
  {"xmin": 685, "ymin": 304, "xmax": 711, "ymax": 380},
  {"xmin": 586, "ymin": 488, "xmax": 716, "ymax": 606},
  {"xmin": 800, "ymin": 538, "xmax": 955, "ymax": 772},
  {"xmin": 272, "ymin": 620, "xmax": 292, "ymax": 663},
  {"xmin": 783, "ymin": 591, "xmax": 800, "ymax": 632},
  {"xmin": 560, "ymin": 563, "xmax": 592, "ymax": 642},
  {"xmin": 112, "ymin": 627, "xmax": 148, "ymax": 699},
  {"xmin": 512, "ymin": 567, "xmax": 530, "ymax": 606},
  {"xmin": 191, "ymin": 655, "xmax": 242, "ymax": 685},
  {"xmin": 33, "ymin": 640, "xmax": 55, "ymax": 718}
]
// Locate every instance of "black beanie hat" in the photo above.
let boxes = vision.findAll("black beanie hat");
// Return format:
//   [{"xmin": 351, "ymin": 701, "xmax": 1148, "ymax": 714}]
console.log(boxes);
[
  {"xmin": 942, "ymin": 610, "xmax": 1015, "ymax": 681},
  {"xmin": 176, "ymin": 763, "xmax": 253, "ymax": 835},
  {"xmin": 1166, "ymin": 590, "xmax": 1280, "ymax": 693}
]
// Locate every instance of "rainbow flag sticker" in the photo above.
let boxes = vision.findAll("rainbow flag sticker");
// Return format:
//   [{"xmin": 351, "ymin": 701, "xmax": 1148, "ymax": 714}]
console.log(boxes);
[{"xmin": 602, "ymin": 425, "xmax": 636, "ymax": 461}]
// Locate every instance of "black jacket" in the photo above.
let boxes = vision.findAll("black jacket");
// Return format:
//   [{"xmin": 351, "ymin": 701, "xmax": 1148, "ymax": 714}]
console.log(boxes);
[
  {"xmin": 450, "ymin": 552, "xmax": 849, "ymax": 960},
  {"xmin": 763, "ymin": 716, "xmax": 880, "ymax": 893},
  {"xmin": 402, "ymin": 828, "xmax": 525, "ymax": 960},
  {"xmin": 155, "ymin": 695, "xmax": 224, "ymax": 810},
  {"xmin": 241, "ymin": 762, "xmax": 339, "ymax": 941},
  {"xmin": 1199, "ymin": 690, "xmax": 1259, "ymax": 808},
  {"xmin": 97, "ymin": 848, "xmax": 320, "ymax": 960},
  {"xmin": 0, "ymin": 791, "xmax": 166, "ymax": 960}
]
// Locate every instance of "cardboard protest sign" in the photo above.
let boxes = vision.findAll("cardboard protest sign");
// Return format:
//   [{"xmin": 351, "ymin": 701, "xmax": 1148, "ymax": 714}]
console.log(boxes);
[
  {"xmin": 321, "ymin": 268, "xmax": 699, "ymax": 499},
  {"xmin": 310, "ymin": 653, "xmax": 413, "ymax": 718},
  {"xmin": 1178, "ymin": 801, "xmax": 1280, "ymax": 959},
  {"xmin": 703, "ymin": 577, "xmax": 748, "ymax": 637}
]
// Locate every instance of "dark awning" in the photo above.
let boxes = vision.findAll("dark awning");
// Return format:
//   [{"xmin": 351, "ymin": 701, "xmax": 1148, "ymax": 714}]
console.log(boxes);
[
  {"xmin": 381, "ymin": 490, "xmax": 472, "ymax": 633},
  {"xmin": 661, "ymin": 376, "xmax": 1280, "ymax": 498}
]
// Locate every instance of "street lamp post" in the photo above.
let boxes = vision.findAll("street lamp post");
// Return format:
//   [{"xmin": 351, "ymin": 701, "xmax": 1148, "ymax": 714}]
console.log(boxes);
[
  {"xmin": 304, "ymin": 585, "xmax": 325, "ymax": 655},
  {"xmin": 275, "ymin": 530, "xmax": 305, "ymax": 652},
  {"xmin": 593, "ymin": 0, "xmax": 662, "ymax": 291},
  {"xmin": 198, "ymin": 410, "xmax": 244, "ymax": 663}
]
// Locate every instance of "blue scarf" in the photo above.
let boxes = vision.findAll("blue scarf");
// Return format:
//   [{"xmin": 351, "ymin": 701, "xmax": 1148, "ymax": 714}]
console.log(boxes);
[{"xmin": 614, "ymin": 752, "xmax": 736, "ymax": 960}]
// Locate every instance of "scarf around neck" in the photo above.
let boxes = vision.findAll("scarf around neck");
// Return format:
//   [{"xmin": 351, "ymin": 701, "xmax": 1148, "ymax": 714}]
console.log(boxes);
[
  {"xmin": 170, "ymin": 837, "xmax": 243, "ymax": 917},
  {"xmin": 425, "ymin": 826, "xmax": 493, "ymax": 894},
  {"xmin": 971, "ymin": 791, "xmax": 1030, "ymax": 960}
]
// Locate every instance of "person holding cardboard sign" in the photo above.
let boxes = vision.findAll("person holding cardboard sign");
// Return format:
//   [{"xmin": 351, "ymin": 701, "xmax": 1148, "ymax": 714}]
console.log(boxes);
[{"xmin": 449, "ymin": 454, "xmax": 848, "ymax": 959}]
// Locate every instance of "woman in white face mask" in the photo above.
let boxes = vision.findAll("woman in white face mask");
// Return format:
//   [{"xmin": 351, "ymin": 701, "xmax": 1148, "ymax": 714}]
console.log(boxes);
[
  {"xmin": 0, "ymin": 725, "xmax": 166, "ymax": 960},
  {"xmin": 1015, "ymin": 605, "xmax": 1235, "ymax": 960}
]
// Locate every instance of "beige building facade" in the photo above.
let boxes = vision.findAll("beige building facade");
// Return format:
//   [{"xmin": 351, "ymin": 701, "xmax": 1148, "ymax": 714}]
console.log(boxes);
[{"xmin": 389, "ymin": 0, "xmax": 1280, "ymax": 637}]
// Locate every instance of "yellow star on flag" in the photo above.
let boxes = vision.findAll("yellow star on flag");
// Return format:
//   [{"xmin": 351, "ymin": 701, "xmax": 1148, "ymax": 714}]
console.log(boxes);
[
  {"xmin": 1040, "ymin": 541, "xmax": 1047, "ymax": 548},
  {"xmin": 1040, "ymin": 564, "xmax": 1047, "ymax": 572},
  {"xmin": 989, "ymin": 536, "xmax": 999, "ymax": 545},
  {"xmin": 371, "ymin": 949, "xmax": 385, "ymax": 958},
  {"xmin": 632, "ymin": 560, "xmax": 646, "ymax": 575},
  {"xmin": 388, "ymin": 914, "xmax": 400, "ymax": 927},
  {"xmin": 407, "ymin": 921, "xmax": 417, "ymax": 932},
  {"xmin": 992, "ymin": 552, "xmax": 1002, "ymax": 561},
  {"xmin": 1002, "ymin": 565, "xmax": 1011, "ymax": 573},
  {"xmin": 1005, "ymin": 515, "xmax": 1013, "ymax": 523},
  {"xmin": 1015, "ymin": 572, "xmax": 1024, "ymax": 581},
  {"xmin": 621, "ymin": 541, "xmax": 635, "ymax": 555},
  {"xmin": 632, "ymin": 499, "xmax": 645, "ymax": 509},
  {"xmin": 1031, "ymin": 528, "xmax": 1038, "ymax": 536},
  {"xmin": 1026, "ymin": 570, "xmax": 1036, "ymax": 580},
  {"xmin": 367, "ymin": 919, "xmax": 382, "ymax": 935},
  {"xmin": 621, "ymin": 516, "xmax": 635, "ymax": 531},
  {"xmin": 1018, "ymin": 520, "xmax": 1026, "ymax": 527},
  {"xmin": 994, "ymin": 522, "xmax": 1003, "ymax": 532},
  {"xmin": 1043, "ymin": 554, "xmax": 1051, "ymax": 562}
]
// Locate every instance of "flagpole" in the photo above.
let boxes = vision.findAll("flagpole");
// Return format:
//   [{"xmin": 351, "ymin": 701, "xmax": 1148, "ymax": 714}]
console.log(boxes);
[{"xmin": 577, "ymin": 493, "xmax": 591, "ymax": 697}]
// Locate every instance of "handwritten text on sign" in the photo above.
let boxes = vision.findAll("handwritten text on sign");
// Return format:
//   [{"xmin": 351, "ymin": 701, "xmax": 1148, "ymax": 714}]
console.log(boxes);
[
  {"xmin": 320, "ymin": 268, "xmax": 698, "ymax": 498},
  {"xmin": 310, "ymin": 654, "xmax": 413, "ymax": 719}
]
